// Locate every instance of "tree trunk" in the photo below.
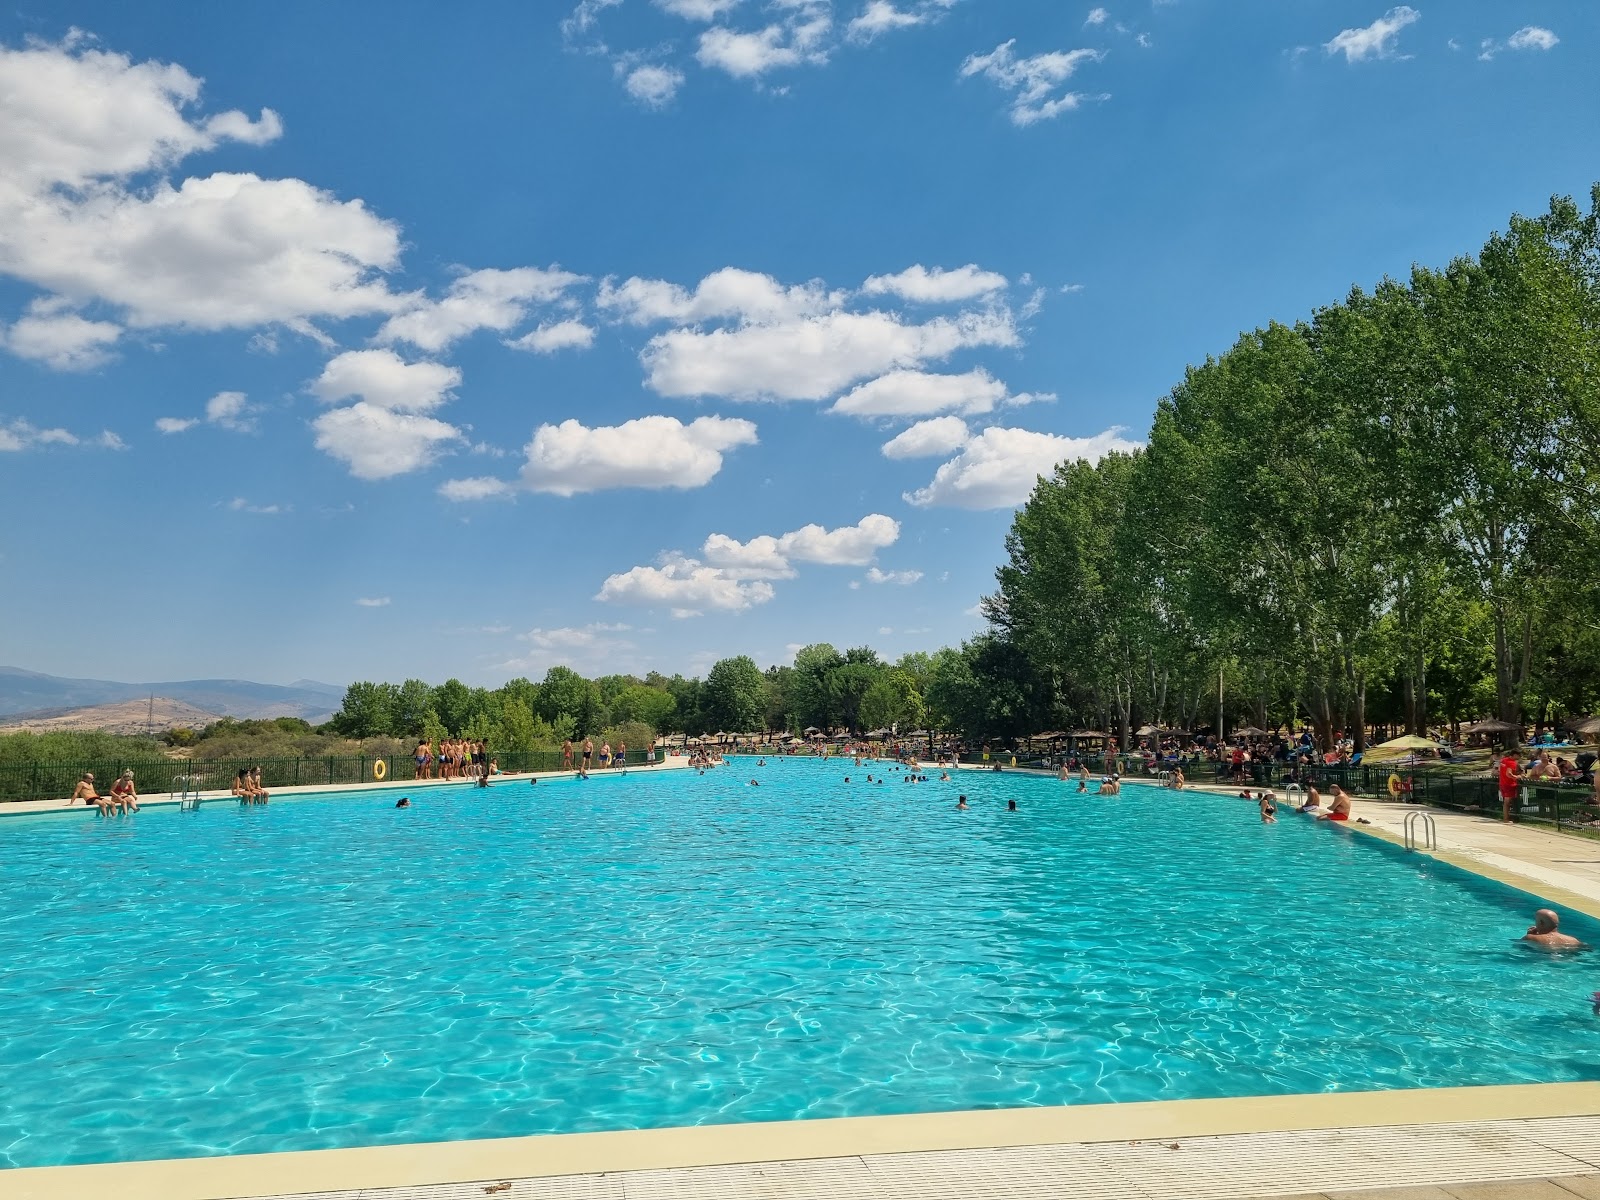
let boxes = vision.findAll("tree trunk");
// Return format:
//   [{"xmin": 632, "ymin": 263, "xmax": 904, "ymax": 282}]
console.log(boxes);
[{"xmin": 1308, "ymin": 677, "xmax": 1335, "ymax": 753}]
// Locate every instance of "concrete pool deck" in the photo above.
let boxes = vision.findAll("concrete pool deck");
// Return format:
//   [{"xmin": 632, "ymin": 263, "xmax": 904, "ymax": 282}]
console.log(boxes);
[
  {"xmin": 0, "ymin": 757, "xmax": 692, "ymax": 816},
  {"xmin": 8, "ymin": 767, "xmax": 1600, "ymax": 1200},
  {"xmin": 8, "ymin": 1086, "xmax": 1599, "ymax": 1200}
]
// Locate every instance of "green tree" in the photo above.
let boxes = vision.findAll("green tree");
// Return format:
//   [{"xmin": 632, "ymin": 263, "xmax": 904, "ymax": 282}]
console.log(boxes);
[
  {"xmin": 610, "ymin": 684, "xmax": 677, "ymax": 732},
  {"xmin": 536, "ymin": 666, "xmax": 591, "ymax": 725},
  {"xmin": 432, "ymin": 678, "xmax": 473, "ymax": 735},
  {"xmin": 701, "ymin": 656, "xmax": 769, "ymax": 732},
  {"xmin": 791, "ymin": 643, "xmax": 845, "ymax": 729},
  {"xmin": 330, "ymin": 681, "xmax": 397, "ymax": 739},
  {"xmin": 392, "ymin": 678, "xmax": 436, "ymax": 737}
]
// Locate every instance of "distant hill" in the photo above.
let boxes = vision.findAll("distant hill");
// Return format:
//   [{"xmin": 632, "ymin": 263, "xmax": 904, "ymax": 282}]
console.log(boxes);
[
  {"xmin": 0, "ymin": 667, "xmax": 343, "ymax": 723},
  {"xmin": 0, "ymin": 697, "xmax": 225, "ymax": 737}
]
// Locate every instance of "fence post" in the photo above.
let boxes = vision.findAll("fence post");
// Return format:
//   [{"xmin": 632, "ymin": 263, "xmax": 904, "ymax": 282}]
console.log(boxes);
[
  {"xmin": 328, "ymin": 757, "xmax": 334, "ymax": 785},
  {"xmin": 361, "ymin": 755, "xmax": 367, "ymax": 782}
]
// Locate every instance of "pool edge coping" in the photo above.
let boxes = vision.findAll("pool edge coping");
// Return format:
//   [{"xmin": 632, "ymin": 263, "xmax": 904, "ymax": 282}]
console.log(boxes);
[{"xmin": 9, "ymin": 1082, "xmax": 1600, "ymax": 1200}]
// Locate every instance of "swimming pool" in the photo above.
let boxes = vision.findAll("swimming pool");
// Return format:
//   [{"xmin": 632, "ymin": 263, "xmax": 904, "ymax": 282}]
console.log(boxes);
[{"xmin": 2, "ymin": 759, "xmax": 1596, "ymax": 1168}]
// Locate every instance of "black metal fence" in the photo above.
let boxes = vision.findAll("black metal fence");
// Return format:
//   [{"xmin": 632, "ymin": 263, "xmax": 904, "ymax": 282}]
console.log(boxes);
[
  {"xmin": 955, "ymin": 750, "xmax": 1600, "ymax": 835},
  {"xmin": 0, "ymin": 750, "xmax": 653, "ymax": 805}
]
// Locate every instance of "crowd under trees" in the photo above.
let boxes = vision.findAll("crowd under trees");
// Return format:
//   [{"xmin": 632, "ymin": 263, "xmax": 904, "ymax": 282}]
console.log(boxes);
[{"xmin": 299, "ymin": 188, "xmax": 1600, "ymax": 758}]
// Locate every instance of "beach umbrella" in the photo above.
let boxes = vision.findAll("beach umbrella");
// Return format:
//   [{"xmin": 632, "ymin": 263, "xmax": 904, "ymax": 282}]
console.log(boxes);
[
  {"xmin": 1233, "ymin": 726, "xmax": 1268, "ymax": 738},
  {"xmin": 1561, "ymin": 716, "xmax": 1600, "ymax": 737},
  {"xmin": 1464, "ymin": 719, "xmax": 1521, "ymax": 735},
  {"xmin": 1362, "ymin": 734, "xmax": 1445, "ymax": 760}
]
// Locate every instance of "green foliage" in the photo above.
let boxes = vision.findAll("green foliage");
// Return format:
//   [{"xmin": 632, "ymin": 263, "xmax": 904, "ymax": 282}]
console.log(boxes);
[
  {"xmin": 984, "ymin": 185, "xmax": 1600, "ymax": 747},
  {"xmin": 598, "ymin": 722, "xmax": 654, "ymax": 755},
  {"xmin": 701, "ymin": 655, "xmax": 768, "ymax": 732},
  {"xmin": 329, "ymin": 681, "xmax": 394, "ymax": 739},
  {"xmin": 0, "ymin": 729, "xmax": 167, "ymax": 765},
  {"xmin": 610, "ymin": 684, "xmax": 677, "ymax": 731},
  {"xmin": 536, "ymin": 666, "xmax": 591, "ymax": 725}
]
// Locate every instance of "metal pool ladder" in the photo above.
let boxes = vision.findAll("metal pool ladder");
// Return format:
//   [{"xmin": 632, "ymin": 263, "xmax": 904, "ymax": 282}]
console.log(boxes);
[
  {"xmin": 1404, "ymin": 810, "xmax": 1437, "ymax": 852},
  {"xmin": 1284, "ymin": 783, "xmax": 1306, "ymax": 805},
  {"xmin": 172, "ymin": 774, "xmax": 202, "ymax": 812},
  {"xmin": 1155, "ymin": 769, "xmax": 1171, "ymax": 786}
]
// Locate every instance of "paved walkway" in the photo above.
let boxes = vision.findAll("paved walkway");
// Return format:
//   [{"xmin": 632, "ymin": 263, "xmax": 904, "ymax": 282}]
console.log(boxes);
[{"xmin": 238, "ymin": 1116, "xmax": 1600, "ymax": 1200}]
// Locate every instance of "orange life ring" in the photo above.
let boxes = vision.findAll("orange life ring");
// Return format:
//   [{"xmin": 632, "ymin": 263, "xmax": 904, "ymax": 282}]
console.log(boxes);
[{"xmin": 1386, "ymin": 772, "xmax": 1401, "ymax": 797}]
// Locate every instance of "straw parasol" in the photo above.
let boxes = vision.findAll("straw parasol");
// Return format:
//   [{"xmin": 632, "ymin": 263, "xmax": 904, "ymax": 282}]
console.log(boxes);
[
  {"xmin": 1561, "ymin": 716, "xmax": 1600, "ymax": 738},
  {"xmin": 1362, "ymin": 734, "xmax": 1445, "ymax": 760},
  {"xmin": 1233, "ymin": 726, "xmax": 1268, "ymax": 738},
  {"xmin": 1464, "ymin": 719, "xmax": 1521, "ymax": 735}
]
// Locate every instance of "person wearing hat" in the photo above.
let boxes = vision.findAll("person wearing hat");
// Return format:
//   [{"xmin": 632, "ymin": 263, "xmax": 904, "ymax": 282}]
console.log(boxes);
[{"xmin": 1498, "ymin": 753, "xmax": 1523, "ymax": 824}]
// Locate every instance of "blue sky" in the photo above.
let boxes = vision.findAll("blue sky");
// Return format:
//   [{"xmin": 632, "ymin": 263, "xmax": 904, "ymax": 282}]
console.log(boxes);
[{"xmin": 1, "ymin": 1, "xmax": 1593, "ymax": 687}]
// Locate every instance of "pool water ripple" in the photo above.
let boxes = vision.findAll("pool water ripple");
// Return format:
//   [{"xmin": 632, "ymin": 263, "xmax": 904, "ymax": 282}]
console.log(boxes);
[{"xmin": 2, "ymin": 758, "xmax": 1598, "ymax": 1168}]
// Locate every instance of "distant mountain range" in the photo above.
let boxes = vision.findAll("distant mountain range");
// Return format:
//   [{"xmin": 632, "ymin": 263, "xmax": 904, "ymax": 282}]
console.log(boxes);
[{"xmin": 0, "ymin": 667, "xmax": 345, "ymax": 723}]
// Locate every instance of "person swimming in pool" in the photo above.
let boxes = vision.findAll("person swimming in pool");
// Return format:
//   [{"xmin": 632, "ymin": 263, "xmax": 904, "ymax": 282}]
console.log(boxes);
[
  {"xmin": 1522, "ymin": 909, "xmax": 1583, "ymax": 950},
  {"xmin": 1007, "ymin": 799, "xmax": 1018, "ymax": 812},
  {"xmin": 1259, "ymin": 792, "xmax": 1277, "ymax": 824},
  {"xmin": 956, "ymin": 795, "xmax": 969, "ymax": 810},
  {"xmin": 396, "ymin": 797, "xmax": 411, "ymax": 808}
]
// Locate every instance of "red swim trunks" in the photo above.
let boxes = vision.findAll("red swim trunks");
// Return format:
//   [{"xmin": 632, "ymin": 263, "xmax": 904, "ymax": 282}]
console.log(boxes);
[{"xmin": 1328, "ymin": 811, "xmax": 1349, "ymax": 822}]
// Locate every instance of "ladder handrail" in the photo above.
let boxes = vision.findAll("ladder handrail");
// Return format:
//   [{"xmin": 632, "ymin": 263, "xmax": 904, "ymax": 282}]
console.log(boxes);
[{"xmin": 1404, "ymin": 810, "xmax": 1437, "ymax": 851}]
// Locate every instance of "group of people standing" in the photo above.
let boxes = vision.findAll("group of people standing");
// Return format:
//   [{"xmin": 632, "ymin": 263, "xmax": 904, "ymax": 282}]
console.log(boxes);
[
  {"xmin": 413, "ymin": 738, "xmax": 488, "ymax": 781},
  {"xmin": 560, "ymin": 738, "xmax": 635, "ymax": 775}
]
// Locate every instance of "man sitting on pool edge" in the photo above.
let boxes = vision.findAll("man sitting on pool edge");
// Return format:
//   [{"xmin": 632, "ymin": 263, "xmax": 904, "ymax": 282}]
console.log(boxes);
[{"xmin": 1317, "ymin": 786, "xmax": 1353, "ymax": 822}]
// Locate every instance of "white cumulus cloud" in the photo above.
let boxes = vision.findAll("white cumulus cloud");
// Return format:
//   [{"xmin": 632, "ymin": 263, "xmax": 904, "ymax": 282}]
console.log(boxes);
[
  {"xmin": 905, "ymin": 425, "xmax": 1143, "ymax": 509},
  {"xmin": 655, "ymin": 0, "xmax": 743, "ymax": 18},
  {"xmin": 624, "ymin": 63, "xmax": 686, "ymax": 105},
  {"xmin": 597, "ymin": 553, "xmax": 777, "ymax": 617},
  {"xmin": 599, "ymin": 267, "xmax": 844, "ymax": 326},
  {"xmin": 865, "ymin": 567, "xmax": 923, "ymax": 585},
  {"xmin": 443, "ymin": 414, "xmax": 758, "ymax": 499},
  {"xmin": 437, "ymin": 476, "xmax": 517, "ymax": 502},
  {"xmin": 521, "ymin": 414, "xmax": 758, "ymax": 496},
  {"xmin": 861, "ymin": 263, "xmax": 1008, "ymax": 303},
  {"xmin": 960, "ymin": 40, "xmax": 1105, "ymax": 125},
  {"xmin": 846, "ymin": 1, "xmax": 958, "ymax": 42},
  {"xmin": 376, "ymin": 266, "xmax": 584, "ymax": 352},
  {"xmin": 0, "ymin": 36, "xmax": 409, "ymax": 347},
  {"xmin": 156, "ymin": 389, "xmax": 257, "ymax": 434},
  {"xmin": 833, "ymin": 368, "xmax": 1013, "ymax": 418},
  {"xmin": 705, "ymin": 513, "xmax": 901, "ymax": 571},
  {"xmin": 312, "ymin": 403, "xmax": 462, "ymax": 481},
  {"xmin": 0, "ymin": 418, "xmax": 82, "ymax": 451},
  {"xmin": 1, "ymin": 308, "xmax": 122, "ymax": 370},
  {"xmin": 355, "ymin": 596, "xmax": 391, "ymax": 607},
  {"xmin": 506, "ymin": 319, "xmax": 597, "ymax": 354},
  {"xmin": 1324, "ymin": 6, "xmax": 1420, "ymax": 63},
  {"xmin": 311, "ymin": 349, "xmax": 460, "ymax": 413},
  {"xmin": 644, "ymin": 307, "xmax": 1019, "ymax": 401},
  {"xmin": 880, "ymin": 416, "xmax": 971, "ymax": 459},
  {"xmin": 1507, "ymin": 26, "xmax": 1558, "ymax": 52}
]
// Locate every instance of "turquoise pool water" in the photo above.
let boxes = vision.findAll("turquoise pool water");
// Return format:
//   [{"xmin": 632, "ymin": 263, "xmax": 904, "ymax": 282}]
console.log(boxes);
[{"xmin": 2, "ymin": 759, "xmax": 1597, "ymax": 1168}]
